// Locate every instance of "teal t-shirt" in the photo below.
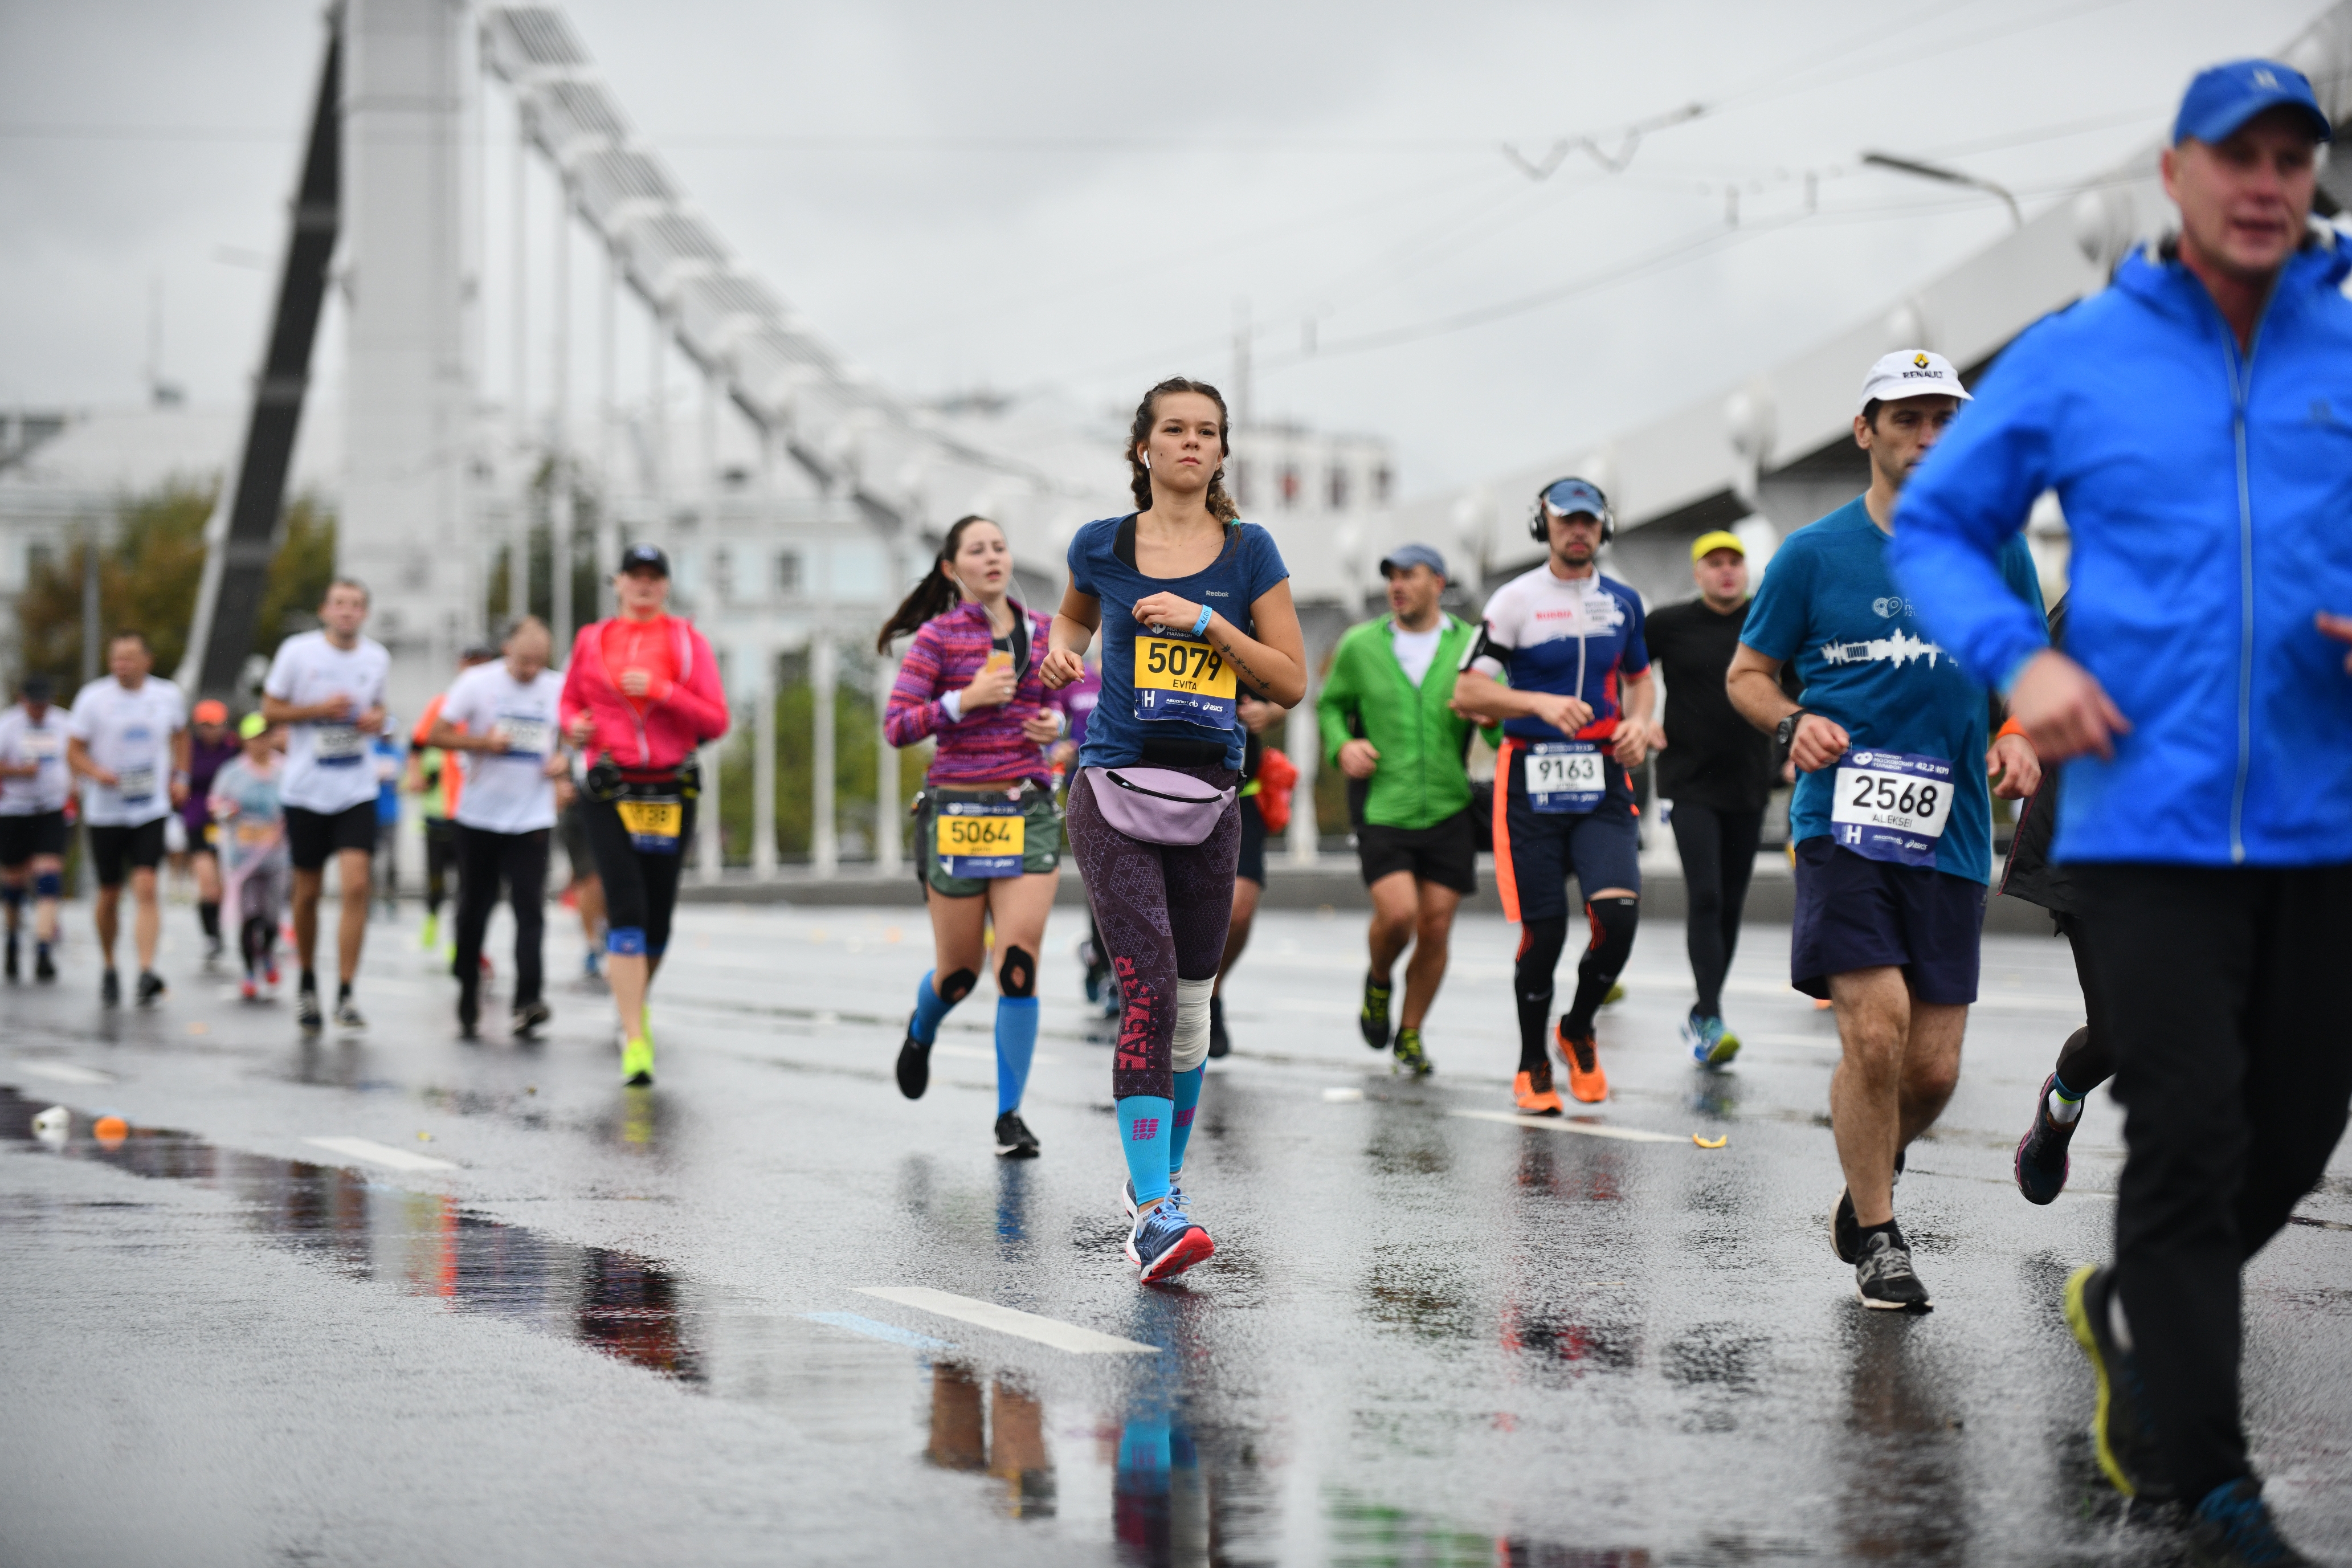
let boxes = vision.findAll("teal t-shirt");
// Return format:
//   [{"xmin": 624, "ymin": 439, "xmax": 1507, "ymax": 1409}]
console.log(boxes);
[{"xmin": 1740, "ymin": 496, "xmax": 2044, "ymax": 883}]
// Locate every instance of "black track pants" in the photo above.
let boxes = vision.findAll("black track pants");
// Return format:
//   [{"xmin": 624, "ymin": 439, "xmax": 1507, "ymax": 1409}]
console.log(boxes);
[
  {"xmin": 1667, "ymin": 802, "xmax": 1762, "ymax": 1018},
  {"xmin": 454, "ymin": 826, "xmax": 550, "ymax": 1007},
  {"xmin": 2076, "ymin": 861, "xmax": 2352, "ymax": 1502}
]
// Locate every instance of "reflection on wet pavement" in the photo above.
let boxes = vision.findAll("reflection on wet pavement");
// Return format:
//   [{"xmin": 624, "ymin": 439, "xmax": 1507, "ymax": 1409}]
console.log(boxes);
[{"xmin": 1, "ymin": 1085, "xmax": 700, "ymax": 1383}]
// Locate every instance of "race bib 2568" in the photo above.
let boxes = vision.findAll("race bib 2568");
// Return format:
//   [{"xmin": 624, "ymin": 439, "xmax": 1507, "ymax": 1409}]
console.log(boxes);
[{"xmin": 1830, "ymin": 749, "xmax": 1954, "ymax": 868}]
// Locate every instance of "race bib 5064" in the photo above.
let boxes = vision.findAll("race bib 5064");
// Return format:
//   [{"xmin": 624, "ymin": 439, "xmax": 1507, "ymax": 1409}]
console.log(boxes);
[{"xmin": 936, "ymin": 799, "xmax": 1024, "ymax": 879}]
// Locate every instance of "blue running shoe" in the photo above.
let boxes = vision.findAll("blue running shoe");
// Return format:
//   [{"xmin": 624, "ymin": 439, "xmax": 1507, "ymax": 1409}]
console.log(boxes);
[
  {"xmin": 1124, "ymin": 1193, "xmax": 1214, "ymax": 1283},
  {"xmin": 2186, "ymin": 1477, "xmax": 2313, "ymax": 1567},
  {"xmin": 1120, "ymin": 1174, "xmax": 1186, "ymax": 1222},
  {"xmin": 1683, "ymin": 1010, "xmax": 1741, "ymax": 1068}
]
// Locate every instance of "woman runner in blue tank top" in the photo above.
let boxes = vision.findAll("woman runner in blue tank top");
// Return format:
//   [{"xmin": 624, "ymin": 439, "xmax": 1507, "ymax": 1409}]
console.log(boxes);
[{"xmin": 1040, "ymin": 377, "xmax": 1306, "ymax": 1284}]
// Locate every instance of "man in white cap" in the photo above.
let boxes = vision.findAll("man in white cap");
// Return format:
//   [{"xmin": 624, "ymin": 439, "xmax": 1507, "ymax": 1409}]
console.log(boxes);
[{"xmin": 1727, "ymin": 350, "xmax": 2044, "ymax": 1310}]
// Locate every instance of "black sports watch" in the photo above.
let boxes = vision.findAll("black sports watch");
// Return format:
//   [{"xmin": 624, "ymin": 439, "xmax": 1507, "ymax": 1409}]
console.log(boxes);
[{"xmin": 1774, "ymin": 709, "xmax": 1808, "ymax": 752}]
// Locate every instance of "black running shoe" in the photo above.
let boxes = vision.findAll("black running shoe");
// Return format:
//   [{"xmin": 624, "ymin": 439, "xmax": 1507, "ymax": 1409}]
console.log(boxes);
[
  {"xmin": 457, "ymin": 984, "xmax": 479, "ymax": 1040},
  {"xmin": 2015, "ymin": 1072, "xmax": 2076, "ymax": 1205},
  {"xmin": 1207, "ymin": 994, "xmax": 1231, "ymax": 1059},
  {"xmin": 1393, "ymin": 1026, "xmax": 1432, "ymax": 1077},
  {"xmin": 34, "ymin": 946, "xmax": 56, "ymax": 983},
  {"xmin": 136, "ymin": 969, "xmax": 165, "ymax": 1007},
  {"xmin": 1359, "ymin": 973, "xmax": 1392, "ymax": 1050},
  {"xmin": 4, "ymin": 937, "xmax": 17, "ymax": 983},
  {"xmin": 101, "ymin": 968, "xmax": 120, "ymax": 1008},
  {"xmin": 334, "ymin": 998, "xmax": 366, "ymax": 1032},
  {"xmin": 2063, "ymin": 1264, "xmax": 2173, "ymax": 1501},
  {"xmin": 511, "ymin": 1000, "xmax": 550, "ymax": 1039},
  {"xmin": 896, "ymin": 1023, "xmax": 932, "ymax": 1100},
  {"xmin": 296, "ymin": 984, "xmax": 323, "ymax": 1035},
  {"xmin": 1831, "ymin": 1188, "xmax": 1861, "ymax": 1264},
  {"xmin": 1855, "ymin": 1230, "xmax": 1931, "ymax": 1310},
  {"xmin": 2186, "ymin": 1477, "xmax": 2313, "ymax": 1567},
  {"xmin": 993, "ymin": 1110, "xmax": 1040, "ymax": 1159}
]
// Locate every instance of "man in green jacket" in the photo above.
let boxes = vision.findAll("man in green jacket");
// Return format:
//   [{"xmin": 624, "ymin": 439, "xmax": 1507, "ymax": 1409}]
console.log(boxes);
[{"xmin": 1318, "ymin": 544, "xmax": 1480, "ymax": 1076}]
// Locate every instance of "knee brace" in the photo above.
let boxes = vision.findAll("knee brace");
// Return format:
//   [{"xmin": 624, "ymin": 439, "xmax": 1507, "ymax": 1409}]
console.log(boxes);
[
  {"xmin": 1514, "ymin": 917, "xmax": 1569, "ymax": 1002},
  {"xmin": 938, "ymin": 967, "xmax": 978, "ymax": 1004},
  {"xmin": 997, "ymin": 944, "xmax": 1036, "ymax": 999},
  {"xmin": 607, "ymin": 926, "xmax": 647, "ymax": 956},
  {"xmin": 1582, "ymin": 896, "xmax": 1639, "ymax": 978},
  {"xmin": 1170, "ymin": 977, "xmax": 1215, "ymax": 1072},
  {"xmin": 34, "ymin": 871, "xmax": 62, "ymax": 900}
]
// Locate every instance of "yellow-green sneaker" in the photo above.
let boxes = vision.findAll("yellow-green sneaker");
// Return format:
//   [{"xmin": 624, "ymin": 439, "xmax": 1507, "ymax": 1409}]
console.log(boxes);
[
  {"xmin": 621, "ymin": 1035, "xmax": 655, "ymax": 1087},
  {"xmin": 419, "ymin": 911, "xmax": 439, "ymax": 951}
]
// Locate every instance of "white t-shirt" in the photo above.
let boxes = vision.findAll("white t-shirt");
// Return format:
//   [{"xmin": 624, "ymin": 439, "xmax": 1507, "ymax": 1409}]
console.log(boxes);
[
  {"xmin": 264, "ymin": 631, "xmax": 391, "ymax": 815},
  {"xmin": 67, "ymin": 676, "xmax": 187, "ymax": 827},
  {"xmin": 440, "ymin": 662, "xmax": 566, "ymax": 834},
  {"xmin": 0, "ymin": 703, "xmax": 73, "ymax": 815},
  {"xmin": 1391, "ymin": 622, "xmax": 1444, "ymax": 687}
]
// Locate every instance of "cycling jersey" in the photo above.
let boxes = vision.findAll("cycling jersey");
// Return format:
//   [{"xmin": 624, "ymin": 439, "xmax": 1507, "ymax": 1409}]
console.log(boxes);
[{"xmin": 1466, "ymin": 565, "xmax": 1649, "ymax": 742}]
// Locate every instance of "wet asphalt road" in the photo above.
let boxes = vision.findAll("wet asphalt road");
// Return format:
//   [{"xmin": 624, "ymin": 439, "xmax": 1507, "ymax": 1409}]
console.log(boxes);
[{"xmin": 3, "ymin": 893, "xmax": 2349, "ymax": 1567}]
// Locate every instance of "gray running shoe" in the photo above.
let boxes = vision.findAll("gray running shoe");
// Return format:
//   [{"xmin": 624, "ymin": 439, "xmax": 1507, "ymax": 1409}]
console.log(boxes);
[{"xmin": 1855, "ymin": 1230, "xmax": 1932, "ymax": 1310}]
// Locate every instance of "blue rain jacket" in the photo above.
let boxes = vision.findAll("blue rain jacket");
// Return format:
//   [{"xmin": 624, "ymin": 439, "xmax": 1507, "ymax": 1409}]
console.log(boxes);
[{"xmin": 1889, "ymin": 236, "xmax": 2352, "ymax": 868}]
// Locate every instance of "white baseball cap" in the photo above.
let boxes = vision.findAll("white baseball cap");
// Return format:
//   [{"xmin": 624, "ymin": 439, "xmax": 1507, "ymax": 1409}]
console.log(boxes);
[{"xmin": 1858, "ymin": 349, "xmax": 1971, "ymax": 412}]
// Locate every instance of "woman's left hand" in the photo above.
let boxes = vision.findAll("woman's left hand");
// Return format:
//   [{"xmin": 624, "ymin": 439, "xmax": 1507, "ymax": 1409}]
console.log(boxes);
[
  {"xmin": 1132, "ymin": 593, "xmax": 1205, "ymax": 636},
  {"xmin": 1020, "ymin": 712, "xmax": 1061, "ymax": 745}
]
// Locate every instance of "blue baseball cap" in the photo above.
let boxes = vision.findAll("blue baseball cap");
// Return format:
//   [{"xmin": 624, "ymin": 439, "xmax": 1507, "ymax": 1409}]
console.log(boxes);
[
  {"xmin": 1378, "ymin": 542, "xmax": 1448, "ymax": 579},
  {"xmin": 1540, "ymin": 477, "xmax": 1608, "ymax": 519},
  {"xmin": 2173, "ymin": 59, "xmax": 2332, "ymax": 146}
]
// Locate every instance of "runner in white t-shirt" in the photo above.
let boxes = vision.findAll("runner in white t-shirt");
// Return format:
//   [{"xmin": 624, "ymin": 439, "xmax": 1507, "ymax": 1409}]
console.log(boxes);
[
  {"xmin": 261, "ymin": 579, "xmax": 391, "ymax": 1034},
  {"xmin": 429, "ymin": 616, "xmax": 569, "ymax": 1039},
  {"xmin": 1, "ymin": 673, "xmax": 74, "ymax": 984},
  {"xmin": 64, "ymin": 632, "xmax": 189, "ymax": 1007}
]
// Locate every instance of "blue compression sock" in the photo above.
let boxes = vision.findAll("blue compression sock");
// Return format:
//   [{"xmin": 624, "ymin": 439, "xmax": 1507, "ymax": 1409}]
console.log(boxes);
[
  {"xmin": 1167, "ymin": 1065, "xmax": 1204, "ymax": 1175},
  {"xmin": 910, "ymin": 969, "xmax": 959, "ymax": 1044},
  {"xmin": 994, "ymin": 997, "xmax": 1038, "ymax": 1114},
  {"xmin": 1117, "ymin": 1095, "xmax": 1175, "ymax": 1208}
]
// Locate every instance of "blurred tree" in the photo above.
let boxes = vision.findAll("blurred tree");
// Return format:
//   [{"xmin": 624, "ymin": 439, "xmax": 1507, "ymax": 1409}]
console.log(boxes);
[
  {"xmin": 14, "ymin": 483, "xmax": 336, "ymax": 690},
  {"xmin": 716, "ymin": 650, "xmax": 884, "ymax": 866}
]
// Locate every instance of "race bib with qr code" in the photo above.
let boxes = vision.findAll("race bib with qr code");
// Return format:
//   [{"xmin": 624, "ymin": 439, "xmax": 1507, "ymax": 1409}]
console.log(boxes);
[
  {"xmin": 1830, "ymin": 749, "xmax": 1955, "ymax": 868},
  {"xmin": 1525, "ymin": 741, "xmax": 1604, "ymax": 815}
]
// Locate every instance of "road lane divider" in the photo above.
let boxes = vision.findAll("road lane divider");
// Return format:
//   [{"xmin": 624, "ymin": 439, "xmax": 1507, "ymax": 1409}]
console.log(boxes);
[
  {"xmin": 1448, "ymin": 1109, "xmax": 1682, "ymax": 1144},
  {"xmin": 802, "ymin": 1311, "xmax": 956, "ymax": 1351},
  {"xmin": 854, "ymin": 1286, "xmax": 1157, "ymax": 1355},
  {"xmin": 301, "ymin": 1136, "xmax": 460, "ymax": 1173}
]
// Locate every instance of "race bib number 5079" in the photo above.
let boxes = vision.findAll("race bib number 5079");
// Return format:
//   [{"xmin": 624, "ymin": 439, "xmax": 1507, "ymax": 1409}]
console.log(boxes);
[{"xmin": 1830, "ymin": 749, "xmax": 1954, "ymax": 868}]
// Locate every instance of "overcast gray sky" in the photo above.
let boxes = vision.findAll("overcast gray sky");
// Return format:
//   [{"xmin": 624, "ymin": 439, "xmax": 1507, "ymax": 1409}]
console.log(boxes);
[{"xmin": 0, "ymin": 0, "xmax": 2330, "ymax": 495}]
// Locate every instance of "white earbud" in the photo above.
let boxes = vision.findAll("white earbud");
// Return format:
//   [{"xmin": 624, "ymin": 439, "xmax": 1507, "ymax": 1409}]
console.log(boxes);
[{"xmin": 1142, "ymin": 454, "xmax": 1152, "ymax": 471}]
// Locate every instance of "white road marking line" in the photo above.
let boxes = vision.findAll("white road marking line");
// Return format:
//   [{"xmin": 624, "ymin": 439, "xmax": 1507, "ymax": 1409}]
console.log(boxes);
[
  {"xmin": 1323, "ymin": 1087, "xmax": 1365, "ymax": 1102},
  {"xmin": 1448, "ymin": 1109, "xmax": 1682, "ymax": 1144},
  {"xmin": 301, "ymin": 1136, "xmax": 460, "ymax": 1173},
  {"xmin": 1741, "ymin": 1032, "xmax": 1842, "ymax": 1051},
  {"xmin": 854, "ymin": 1286, "xmax": 1157, "ymax": 1355},
  {"xmin": 802, "ymin": 1311, "xmax": 956, "ymax": 1351},
  {"xmin": 933, "ymin": 1043, "xmax": 1064, "ymax": 1065},
  {"xmin": 10, "ymin": 1060, "xmax": 115, "ymax": 1085}
]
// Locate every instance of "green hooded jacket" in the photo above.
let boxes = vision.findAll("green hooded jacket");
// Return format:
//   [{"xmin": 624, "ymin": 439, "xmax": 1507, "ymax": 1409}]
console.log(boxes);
[{"xmin": 1316, "ymin": 613, "xmax": 1479, "ymax": 831}]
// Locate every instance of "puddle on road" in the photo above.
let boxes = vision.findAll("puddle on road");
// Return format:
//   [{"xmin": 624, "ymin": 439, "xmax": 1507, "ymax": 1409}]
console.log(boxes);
[{"xmin": 0, "ymin": 1084, "xmax": 699, "ymax": 1382}]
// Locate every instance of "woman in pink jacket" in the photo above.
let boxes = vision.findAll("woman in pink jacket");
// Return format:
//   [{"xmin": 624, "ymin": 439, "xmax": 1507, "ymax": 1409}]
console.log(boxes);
[{"xmin": 559, "ymin": 544, "xmax": 729, "ymax": 1085}]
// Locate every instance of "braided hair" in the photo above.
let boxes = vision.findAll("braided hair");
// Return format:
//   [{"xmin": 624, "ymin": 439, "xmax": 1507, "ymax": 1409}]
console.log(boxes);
[
  {"xmin": 1126, "ymin": 377, "xmax": 1240, "ymax": 523},
  {"xmin": 875, "ymin": 514, "xmax": 997, "ymax": 654}
]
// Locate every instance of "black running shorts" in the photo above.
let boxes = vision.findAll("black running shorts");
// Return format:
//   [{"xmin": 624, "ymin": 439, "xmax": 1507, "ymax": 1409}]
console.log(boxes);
[{"xmin": 285, "ymin": 801, "xmax": 378, "ymax": 871}]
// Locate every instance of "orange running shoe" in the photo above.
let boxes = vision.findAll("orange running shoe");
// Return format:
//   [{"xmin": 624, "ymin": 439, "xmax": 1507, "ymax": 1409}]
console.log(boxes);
[
  {"xmin": 1513, "ymin": 1064, "xmax": 1565, "ymax": 1116},
  {"xmin": 1556, "ymin": 1023, "xmax": 1609, "ymax": 1103}
]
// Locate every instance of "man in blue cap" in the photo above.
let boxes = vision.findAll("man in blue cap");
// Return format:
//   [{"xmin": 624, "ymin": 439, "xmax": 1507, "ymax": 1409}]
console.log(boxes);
[{"xmin": 1890, "ymin": 58, "xmax": 2343, "ymax": 1565}]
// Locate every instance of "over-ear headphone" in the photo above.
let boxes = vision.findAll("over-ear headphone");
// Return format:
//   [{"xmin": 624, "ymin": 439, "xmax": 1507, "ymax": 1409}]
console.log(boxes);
[{"xmin": 1529, "ymin": 476, "xmax": 1615, "ymax": 544}]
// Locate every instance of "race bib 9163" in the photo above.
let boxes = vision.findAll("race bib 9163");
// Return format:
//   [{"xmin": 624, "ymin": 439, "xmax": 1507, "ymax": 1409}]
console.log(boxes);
[
  {"xmin": 1526, "ymin": 741, "xmax": 1604, "ymax": 815},
  {"xmin": 1133, "ymin": 636, "xmax": 1236, "ymax": 728},
  {"xmin": 1830, "ymin": 749, "xmax": 1954, "ymax": 868},
  {"xmin": 936, "ymin": 798, "xmax": 1024, "ymax": 879}
]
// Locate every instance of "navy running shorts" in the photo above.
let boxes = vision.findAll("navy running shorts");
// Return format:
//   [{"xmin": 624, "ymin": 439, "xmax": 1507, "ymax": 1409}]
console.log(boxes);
[
  {"xmin": 1790, "ymin": 837, "xmax": 1984, "ymax": 1005},
  {"xmin": 1492, "ymin": 738, "xmax": 1641, "ymax": 925}
]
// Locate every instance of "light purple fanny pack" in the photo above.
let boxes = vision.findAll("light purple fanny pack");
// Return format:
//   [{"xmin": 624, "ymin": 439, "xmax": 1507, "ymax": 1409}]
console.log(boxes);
[{"xmin": 1084, "ymin": 766, "xmax": 1235, "ymax": 846}]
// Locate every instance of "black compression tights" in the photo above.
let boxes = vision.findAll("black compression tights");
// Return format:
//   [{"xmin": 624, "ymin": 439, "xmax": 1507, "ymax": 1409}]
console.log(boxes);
[{"xmin": 1514, "ymin": 918, "xmax": 1568, "ymax": 1071}]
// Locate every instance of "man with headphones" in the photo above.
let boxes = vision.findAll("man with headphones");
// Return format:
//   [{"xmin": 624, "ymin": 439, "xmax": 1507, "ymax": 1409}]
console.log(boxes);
[{"xmin": 1453, "ymin": 477, "xmax": 1654, "ymax": 1112}]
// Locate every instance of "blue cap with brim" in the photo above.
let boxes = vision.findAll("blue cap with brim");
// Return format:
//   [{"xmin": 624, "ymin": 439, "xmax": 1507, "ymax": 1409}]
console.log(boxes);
[
  {"xmin": 1378, "ymin": 543, "xmax": 1448, "ymax": 579},
  {"xmin": 2174, "ymin": 59, "xmax": 2333, "ymax": 146},
  {"xmin": 1540, "ymin": 477, "xmax": 1608, "ymax": 518}
]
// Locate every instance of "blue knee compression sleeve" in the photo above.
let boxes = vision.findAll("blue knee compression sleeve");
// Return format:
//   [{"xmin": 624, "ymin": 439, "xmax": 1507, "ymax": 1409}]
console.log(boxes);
[
  {"xmin": 910, "ymin": 968, "xmax": 969, "ymax": 1044},
  {"xmin": 1167, "ymin": 1065, "xmax": 1204, "ymax": 1174},
  {"xmin": 994, "ymin": 996, "xmax": 1038, "ymax": 1114},
  {"xmin": 606, "ymin": 926, "xmax": 646, "ymax": 956},
  {"xmin": 34, "ymin": 871, "xmax": 62, "ymax": 899},
  {"xmin": 1118, "ymin": 1095, "xmax": 1175, "ymax": 1207}
]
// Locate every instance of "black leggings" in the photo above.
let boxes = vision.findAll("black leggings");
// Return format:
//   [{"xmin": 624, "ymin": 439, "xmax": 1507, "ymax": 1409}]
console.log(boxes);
[
  {"xmin": 424, "ymin": 817, "xmax": 458, "ymax": 916},
  {"xmin": 2050, "ymin": 910, "xmax": 2115, "ymax": 1096},
  {"xmin": 580, "ymin": 794, "xmax": 693, "ymax": 959},
  {"xmin": 1064, "ymin": 767, "xmax": 1240, "ymax": 1101},
  {"xmin": 1668, "ymin": 802, "xmax": 1762, "ymax": 1018},
  {"xmin": 454, "ymin": 825, "xmax": 549, "ymax": 1007}
]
